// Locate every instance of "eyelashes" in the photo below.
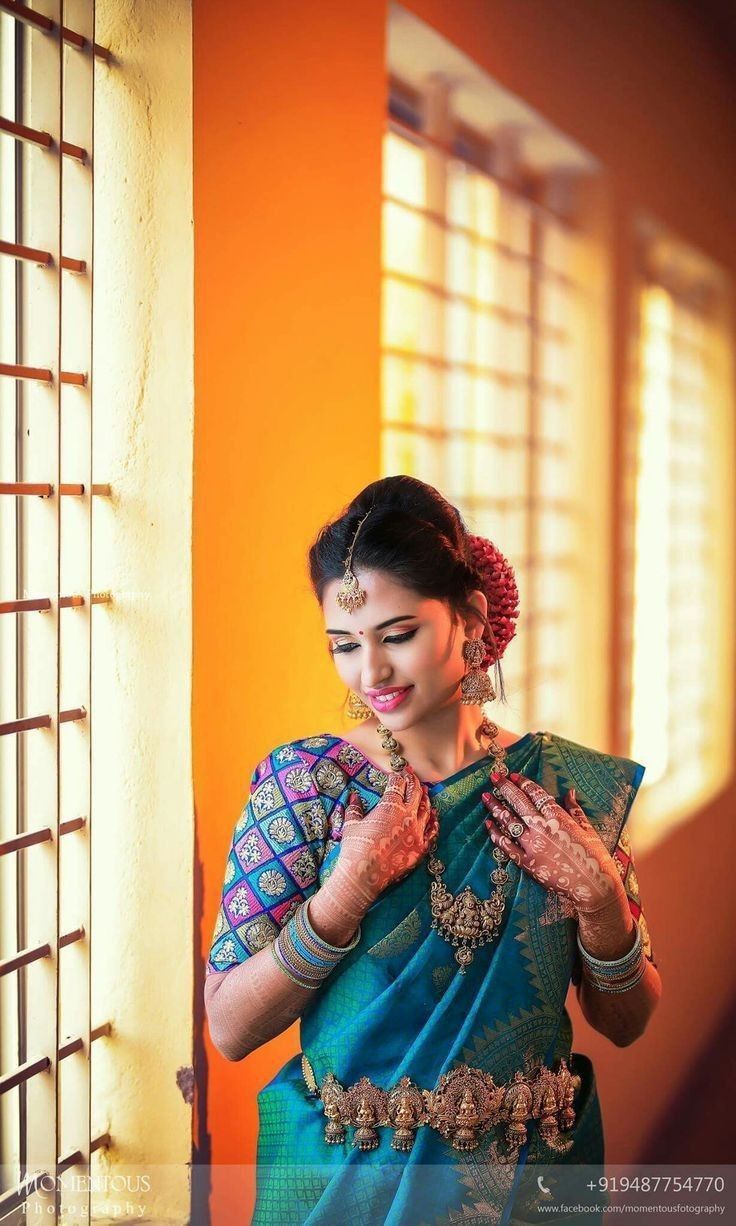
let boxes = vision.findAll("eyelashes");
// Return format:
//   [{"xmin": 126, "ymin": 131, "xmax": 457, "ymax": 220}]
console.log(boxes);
[{"xmin": 330, "ymin": 629, "xmax": 418, "ymax": 656}]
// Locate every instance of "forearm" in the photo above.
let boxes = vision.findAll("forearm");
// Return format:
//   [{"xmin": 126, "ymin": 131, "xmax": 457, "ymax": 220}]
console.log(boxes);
[
  {"xmin": 204, "ymin": 874, "xmax": 367, "ymax": 1062},
  {"xmin": 308, "ymin": 871, "xmax": 366, "ymax": 946},
  {"xmin": 575, "ymin": 890, "xmax": 662, "ymax": 1047}
]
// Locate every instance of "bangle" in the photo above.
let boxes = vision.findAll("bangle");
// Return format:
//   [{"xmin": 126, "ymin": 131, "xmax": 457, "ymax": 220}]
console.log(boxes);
[
  {"xmin": 580, "ymin": 959, "xmax": 648, "ymax": 993},
  {"xmin": 270, "ymin": 898, "xmax": 361, "ymax": 991},
  {"xmin": 577, "ymin": 920, "xmax": 646, "ymax": 994},
  {"xmin": 301, "ymin": 894, "xmax": 362, "ymax": 955},
  {"xmin": 577, "ymin": 919, "xmax": 641, "ymax": 968},
  {"xmin": 270, "ymin": 941, "xmax": 322, "ymax": 990}
]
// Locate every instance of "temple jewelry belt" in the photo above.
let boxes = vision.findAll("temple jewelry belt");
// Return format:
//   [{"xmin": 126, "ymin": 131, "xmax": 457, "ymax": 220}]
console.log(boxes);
[{"xmin": 301, "ymin": 1053, "xmax": 582, "ymax": 1158}]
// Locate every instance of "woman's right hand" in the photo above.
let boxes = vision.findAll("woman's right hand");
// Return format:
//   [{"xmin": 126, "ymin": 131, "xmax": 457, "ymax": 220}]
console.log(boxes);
[{"xmin": 329, "ymin": 767, "xmax": 439, "ymax": 912}]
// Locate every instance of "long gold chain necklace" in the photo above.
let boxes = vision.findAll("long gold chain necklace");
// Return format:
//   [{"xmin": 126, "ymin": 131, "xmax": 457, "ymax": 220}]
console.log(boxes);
[{"xmin": 376, "ymin": 716, "xmax": 525, "ymax": 973}]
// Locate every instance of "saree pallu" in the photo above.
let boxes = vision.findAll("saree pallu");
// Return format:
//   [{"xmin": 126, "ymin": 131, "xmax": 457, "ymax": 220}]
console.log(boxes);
[{"xmin": 252, "ymin": 730, "xmax": 645, "ymax": 1226}]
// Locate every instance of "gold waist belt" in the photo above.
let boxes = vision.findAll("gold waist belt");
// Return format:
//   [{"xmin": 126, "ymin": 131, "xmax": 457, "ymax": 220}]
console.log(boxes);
[{"xmin": 301, "ymin": 1053, "xmax": 582, "ymax": 1159}]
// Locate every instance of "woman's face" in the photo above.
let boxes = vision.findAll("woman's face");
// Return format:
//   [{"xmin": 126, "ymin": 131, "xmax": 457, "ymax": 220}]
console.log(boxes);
[{"xmin": 322, "ymin": 568, "xmax": 487, "ymax": 729}]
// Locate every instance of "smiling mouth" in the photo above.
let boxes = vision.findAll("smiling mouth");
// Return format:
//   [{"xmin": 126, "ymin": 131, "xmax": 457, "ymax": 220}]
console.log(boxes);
[{"xmin": 368, "ymin": 686, "xmax": 413, "ymax": 709}]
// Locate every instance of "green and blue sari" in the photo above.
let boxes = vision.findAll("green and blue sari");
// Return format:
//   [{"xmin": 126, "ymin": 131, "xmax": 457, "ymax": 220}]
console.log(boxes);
[{"xmin": 208, "ymin": 729, "xmax": 646, "ymax": 1225}]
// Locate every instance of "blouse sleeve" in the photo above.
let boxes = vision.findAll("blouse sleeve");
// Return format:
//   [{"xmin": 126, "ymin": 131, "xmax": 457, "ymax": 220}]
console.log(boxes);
[
  {"xmin": 571, "ymin": 827, "xmax": 657, "ymax": 986},
  {"xmin": 206, "ymin": 741, "xmax": 330, "ymax": 975}
]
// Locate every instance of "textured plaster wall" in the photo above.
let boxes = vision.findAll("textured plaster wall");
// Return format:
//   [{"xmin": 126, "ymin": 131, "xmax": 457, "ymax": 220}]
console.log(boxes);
[{"xmin": 89, "ymin": 1, "xmax": 193, "ymax": 1220}]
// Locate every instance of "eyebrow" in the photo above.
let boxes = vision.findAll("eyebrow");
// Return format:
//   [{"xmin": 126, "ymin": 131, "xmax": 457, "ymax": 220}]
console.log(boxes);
[{"xmin": 325, "ymin": 615, "xmax": 418, "ymax": 635}]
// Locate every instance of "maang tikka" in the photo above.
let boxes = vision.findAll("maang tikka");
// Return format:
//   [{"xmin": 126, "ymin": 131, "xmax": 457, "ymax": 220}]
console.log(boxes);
[
  {"xmin": 338, "ymin": 509, "xmax": 374, "ymax": 719},
  {"xmin": 335, "ymin": 509, "xmax": 372, "ymax": 613}
]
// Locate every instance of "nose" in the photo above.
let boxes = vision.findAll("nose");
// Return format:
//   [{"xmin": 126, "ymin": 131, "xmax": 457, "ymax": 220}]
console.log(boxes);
[{"xmin": 360, "ymin": 640, "xmax": 394, "ymax": 692}]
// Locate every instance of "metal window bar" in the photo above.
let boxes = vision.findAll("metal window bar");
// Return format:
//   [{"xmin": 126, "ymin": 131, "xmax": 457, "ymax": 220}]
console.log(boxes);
[
  {"xmin": 0, "ymin": 2, "xmax": 113, "ymax": 1218},
  {"xmin": 381, "ymin": 83, "xmax": 583, "ymax": 733}
]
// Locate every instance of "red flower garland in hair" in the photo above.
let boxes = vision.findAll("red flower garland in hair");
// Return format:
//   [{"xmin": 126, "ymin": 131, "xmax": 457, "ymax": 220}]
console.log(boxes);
[{"xmin": 465, "ymin": 533, "xmax": 520, "ymax": 668}]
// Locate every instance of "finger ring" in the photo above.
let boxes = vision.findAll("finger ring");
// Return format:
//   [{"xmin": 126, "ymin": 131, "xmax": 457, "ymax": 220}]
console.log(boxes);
[{"xmin": 509, "ymin": 821, "xmax": 525, "ymax": 838}]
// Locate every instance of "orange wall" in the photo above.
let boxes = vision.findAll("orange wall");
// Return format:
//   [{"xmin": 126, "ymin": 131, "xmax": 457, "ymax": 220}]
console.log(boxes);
[
  {"xmin": 192, "ymin": 2, "xmax": 388, "ymax": 1217},
  {"xmin": 193, "ymin": 0, "xmax": 736, "ymax": 1217}
]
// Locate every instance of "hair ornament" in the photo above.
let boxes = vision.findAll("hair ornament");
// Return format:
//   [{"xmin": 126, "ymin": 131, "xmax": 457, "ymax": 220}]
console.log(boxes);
[
  {"xmin": 465, "ymin": 533, "xmax": 520, "ymax": 666},
  {"xmin": 335, "ymin": 509, "xmax": 373, "ymax": 613}
]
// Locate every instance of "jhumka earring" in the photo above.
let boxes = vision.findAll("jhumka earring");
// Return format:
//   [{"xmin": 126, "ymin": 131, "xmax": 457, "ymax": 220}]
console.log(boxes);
[
  {"xmin": 460, "ymin": 636, "xmax": 496, "ymax": 705},
  {"xmin": 347, "ymin": 690, "xmax": 373, "ymax": 720}
]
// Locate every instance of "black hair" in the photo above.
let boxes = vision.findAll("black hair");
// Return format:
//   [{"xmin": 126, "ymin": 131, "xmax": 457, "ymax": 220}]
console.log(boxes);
[{"xmin": 307, "ymin": 475, "xmax": 509, "ymax": 716}]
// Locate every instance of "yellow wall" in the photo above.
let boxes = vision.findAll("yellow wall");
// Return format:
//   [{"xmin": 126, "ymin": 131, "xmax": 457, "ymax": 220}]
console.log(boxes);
[
  {"xmin": 89, "ymin": 0, "xmax": 194, "ymax": 1220},
  {"xmin": 193, "ymin": 0, "xmax": 736, "ymax": 1217}
]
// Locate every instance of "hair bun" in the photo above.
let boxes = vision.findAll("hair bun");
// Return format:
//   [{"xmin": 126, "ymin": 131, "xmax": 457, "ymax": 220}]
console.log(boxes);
[{"xmin": 465, "ymin": 533, "xmax": 520, "ymax": 666}]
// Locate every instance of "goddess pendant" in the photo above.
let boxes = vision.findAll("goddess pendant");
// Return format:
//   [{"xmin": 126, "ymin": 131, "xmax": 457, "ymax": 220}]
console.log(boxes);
[{"xmin": 427, "ymin": 843, "xmax": 511, "ymax": 972}]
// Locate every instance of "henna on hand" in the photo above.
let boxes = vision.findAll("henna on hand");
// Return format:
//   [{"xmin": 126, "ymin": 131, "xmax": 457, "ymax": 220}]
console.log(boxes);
[
  {"xmin": 327, "ymin": 768, "xmax": 438, "ymax": 920},
  {"xmin": 482, "ymin": 772, "xmax": 625, "ymax": 915}
]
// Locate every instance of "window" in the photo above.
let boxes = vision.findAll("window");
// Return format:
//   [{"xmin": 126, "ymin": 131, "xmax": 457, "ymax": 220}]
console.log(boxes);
[
  {"xmin": 1, "ymin": 2, "xmax": 195, "ymax": 1219},
  {"xmin": 621, "ymin": 217, "xmax": 735, "ymax": 851},
  {"xmin": 0, "ymin": 2, "xmax": 109, "ymax": 1216},
  {"xmin": 382, "ymin": 6, "xmax": 609, "ymax": 741}
]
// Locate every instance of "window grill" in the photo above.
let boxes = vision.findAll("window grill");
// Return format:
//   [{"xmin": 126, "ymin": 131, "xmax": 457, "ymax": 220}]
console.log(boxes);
[
  {"xmin": 381, "ymin": 77, "xmax": 590, "ymax": 732},
  {"xmin": 0, "ymin": 2, "xmax": 113, "ymax": 1218}
]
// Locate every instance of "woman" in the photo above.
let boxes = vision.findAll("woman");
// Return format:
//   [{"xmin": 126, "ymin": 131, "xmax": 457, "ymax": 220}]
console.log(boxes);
[{"xmin": 204, "ymin": 476, "xmax": 661, "ymax": 1225}]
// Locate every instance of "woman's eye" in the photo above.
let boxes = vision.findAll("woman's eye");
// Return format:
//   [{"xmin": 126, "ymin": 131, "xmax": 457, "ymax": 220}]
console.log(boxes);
[
  {"xmin": 330, "ymin": 628, "xmax": 417, "ymax": 655},
  {"xmin": 384, "ymin": 629, "xmax": 417, "ymax": 645}
]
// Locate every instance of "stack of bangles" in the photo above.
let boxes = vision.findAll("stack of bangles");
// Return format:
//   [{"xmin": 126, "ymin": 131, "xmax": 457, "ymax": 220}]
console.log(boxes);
[
  {"xmin": 576, "ymin": 920, "xmax": 646, "ymax": 993},
  {"xmin": 270, "ymin": 897, "xmax": 361, "ymax": 989}
]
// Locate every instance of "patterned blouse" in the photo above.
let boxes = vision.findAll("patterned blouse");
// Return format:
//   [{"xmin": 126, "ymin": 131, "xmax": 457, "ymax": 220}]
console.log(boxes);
[{"xmin": 206, "ymin": 735, "xmax": 657, "ymax": 981}]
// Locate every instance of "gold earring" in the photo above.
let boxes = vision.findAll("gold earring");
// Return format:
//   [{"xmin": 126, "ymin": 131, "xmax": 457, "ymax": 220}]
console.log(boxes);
[
  {"xmin": 460, "ymin": 637, "xmax": 496, "ymax": 706},
  {"xmin": 346, "ymin": 690, "xmax": 373, "ymax": 720}
]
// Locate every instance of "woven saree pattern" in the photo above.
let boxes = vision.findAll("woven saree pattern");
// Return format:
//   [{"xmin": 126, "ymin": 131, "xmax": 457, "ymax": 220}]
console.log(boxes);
[{"xmin": 208, "ymin": 731, "xmax": 648, "ymax": 1225}]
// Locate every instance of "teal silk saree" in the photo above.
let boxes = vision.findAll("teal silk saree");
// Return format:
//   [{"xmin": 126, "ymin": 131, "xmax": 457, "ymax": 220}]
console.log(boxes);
[{"xmin": 246, "ymin": 729, "xmax": 646, "ymax": 1225}]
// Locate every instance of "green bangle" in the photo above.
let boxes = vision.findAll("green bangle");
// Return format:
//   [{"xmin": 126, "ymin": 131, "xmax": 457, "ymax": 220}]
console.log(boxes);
[
  {"xmin": 269, "ymin": 939, "xmax": 322, "ymax": 990},
  {"xmin": 300, "ymin": 895, "xmax": 362, "ymax": 955}
]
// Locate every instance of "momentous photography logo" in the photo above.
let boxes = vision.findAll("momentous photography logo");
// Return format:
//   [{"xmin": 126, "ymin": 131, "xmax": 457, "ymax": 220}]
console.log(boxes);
[
  {"xmin": 21, "ymin": 1173, "xmax": 153, "ymax": 1219},
  {"xmin": 27, "ymin": 1176, "xmax": 152, "ymax": 1193}
]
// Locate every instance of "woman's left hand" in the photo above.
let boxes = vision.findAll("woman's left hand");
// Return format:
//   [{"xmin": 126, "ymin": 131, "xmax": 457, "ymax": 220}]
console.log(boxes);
[{"xmin": 482, "ymin": 771, "xmax": 624, "ymax": 916}]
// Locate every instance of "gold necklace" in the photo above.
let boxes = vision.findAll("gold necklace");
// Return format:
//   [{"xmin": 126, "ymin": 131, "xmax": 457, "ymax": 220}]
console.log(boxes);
[{"xmin": 376, "ymin": 716, "xmax": 525, "ymax": 973}]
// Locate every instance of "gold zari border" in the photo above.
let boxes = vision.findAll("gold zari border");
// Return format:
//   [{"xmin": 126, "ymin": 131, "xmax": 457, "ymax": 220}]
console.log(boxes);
[{"xmin": 301, "ymin": 1053, "xmax": 582, "ymax": 1159}]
